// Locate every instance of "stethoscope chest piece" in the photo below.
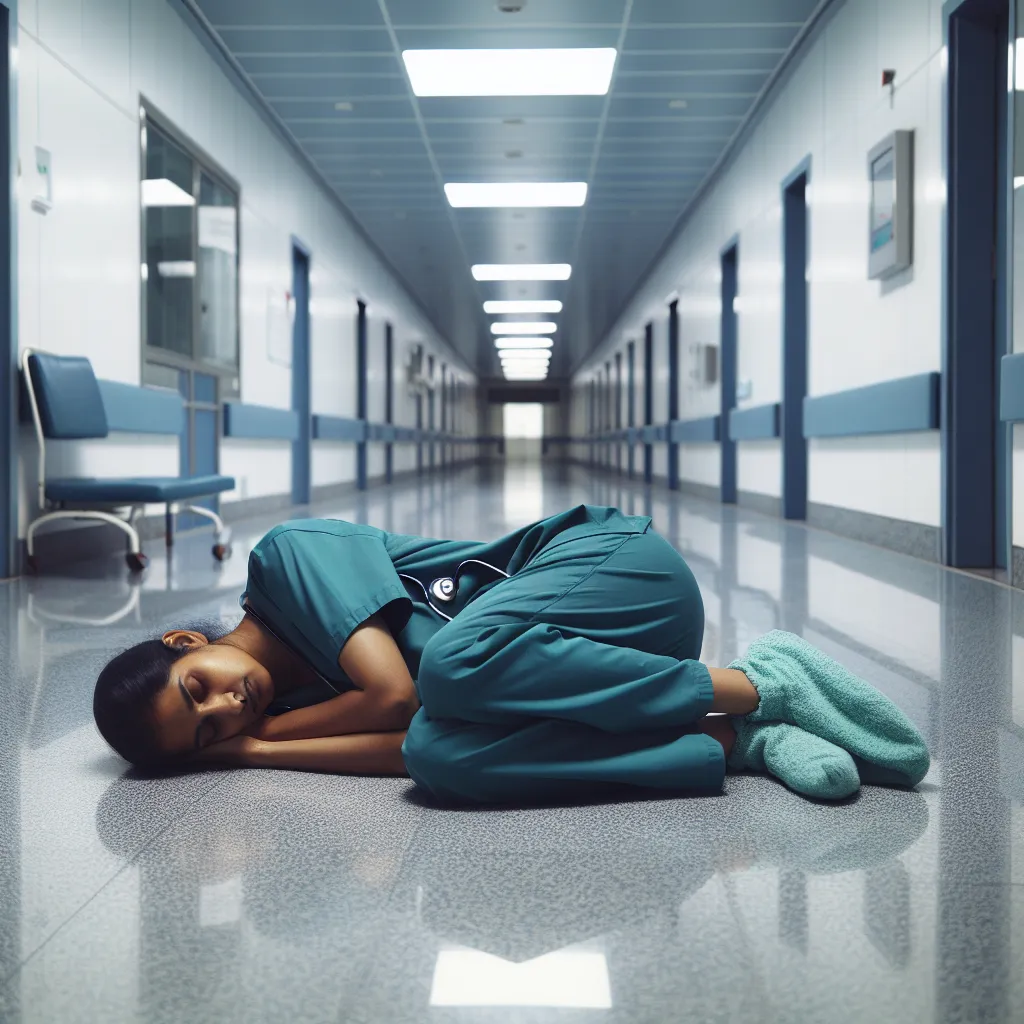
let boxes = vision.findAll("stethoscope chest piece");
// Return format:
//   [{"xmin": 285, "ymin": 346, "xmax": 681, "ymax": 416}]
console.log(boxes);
[{"xmin": 429, "ymin": 577, "xmax": 456, "ymax": 603}]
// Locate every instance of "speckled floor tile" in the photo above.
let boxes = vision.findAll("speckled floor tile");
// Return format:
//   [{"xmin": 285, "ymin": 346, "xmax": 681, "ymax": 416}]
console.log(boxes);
[{"xmin": 2, "ymin": 462, "xmax": 1023, "ymax": 1022}]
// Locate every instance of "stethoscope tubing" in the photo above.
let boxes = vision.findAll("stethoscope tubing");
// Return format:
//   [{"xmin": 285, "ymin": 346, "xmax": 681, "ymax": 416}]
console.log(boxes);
[{"xmin": 399, "ymin": 558, "xmax": 510, "ymax": 622}]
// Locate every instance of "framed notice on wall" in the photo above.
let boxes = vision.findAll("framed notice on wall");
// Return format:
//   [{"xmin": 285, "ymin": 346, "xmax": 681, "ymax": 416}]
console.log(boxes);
[{"xmin": 868, "ymin": 130, "xmax": 914, "ymax": 280}]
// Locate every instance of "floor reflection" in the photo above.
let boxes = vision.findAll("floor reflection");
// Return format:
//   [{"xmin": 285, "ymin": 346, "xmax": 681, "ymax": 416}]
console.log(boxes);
[{"xmin": 2, "ymin": 460, "xmax": 1024, "ymax": 1021}]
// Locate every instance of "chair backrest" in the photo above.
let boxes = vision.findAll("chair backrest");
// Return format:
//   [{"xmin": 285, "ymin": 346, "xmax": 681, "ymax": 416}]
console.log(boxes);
[{"xmin": 26, "ymin": 352, "xmax": 109, "ymax": 439}]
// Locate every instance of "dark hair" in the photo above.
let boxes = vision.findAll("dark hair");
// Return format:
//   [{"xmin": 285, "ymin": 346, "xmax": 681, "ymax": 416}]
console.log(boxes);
[{"xmin": 93, "ymin": 622, "xmax": 227, "ymax": 770}]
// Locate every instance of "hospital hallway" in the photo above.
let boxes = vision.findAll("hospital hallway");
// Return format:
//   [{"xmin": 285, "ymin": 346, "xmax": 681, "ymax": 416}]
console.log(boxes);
[{"xmin": 0, "ymin": 459, "xmax": 1020, "ymax": 1023}]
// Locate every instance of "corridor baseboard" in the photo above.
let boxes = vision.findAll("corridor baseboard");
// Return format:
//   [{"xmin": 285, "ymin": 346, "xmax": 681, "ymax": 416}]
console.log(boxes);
[
  {"xmin": 737, "ymin": 490, "xmax": 782, "ymax": 518},
  {"xmin": 807, "ymin": 502, "xmax": 940, "ymax": 563}
]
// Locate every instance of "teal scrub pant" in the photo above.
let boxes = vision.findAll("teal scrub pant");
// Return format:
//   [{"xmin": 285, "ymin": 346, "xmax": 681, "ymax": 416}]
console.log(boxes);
[{"xmin": 402, "ymin": 527, "xmax": 725, "ymax": 804}]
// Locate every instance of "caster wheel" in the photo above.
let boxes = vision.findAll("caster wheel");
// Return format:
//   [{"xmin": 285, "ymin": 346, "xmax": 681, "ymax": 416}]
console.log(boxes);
[
  {"xmin": 126, "ymin": 552, "xmax": 149, "ymax": 573},
  {"xmin": 25, "ymin": 554, "xmax": 38, "ymax": 574},
  {"xmin": 212, "ymin": 543, "xmax": 232, "ymax": 562}
]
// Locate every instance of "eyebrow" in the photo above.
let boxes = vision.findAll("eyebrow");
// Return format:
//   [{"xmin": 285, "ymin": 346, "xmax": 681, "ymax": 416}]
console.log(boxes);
[{"xmin": 178, "ymin": 678, "xmax": 204, "ymax": 751}]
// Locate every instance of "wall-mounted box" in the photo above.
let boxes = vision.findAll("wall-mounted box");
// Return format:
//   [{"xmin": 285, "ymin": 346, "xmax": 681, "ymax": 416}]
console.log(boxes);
[{"xmin": 868, "ymin": 130, "xmax": 913, "ymax": 280}]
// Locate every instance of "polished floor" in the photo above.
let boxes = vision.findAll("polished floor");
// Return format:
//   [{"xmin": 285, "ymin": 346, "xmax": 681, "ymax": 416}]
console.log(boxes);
[{"xmin": 1, "ymin": 459, "xmax": 1022, "ymax": 1023}]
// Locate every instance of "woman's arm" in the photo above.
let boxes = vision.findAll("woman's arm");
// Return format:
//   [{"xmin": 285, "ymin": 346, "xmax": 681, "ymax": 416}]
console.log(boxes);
[
  {"xmin": 254, "ymin": 613, "xmax": 419, "ymax": 741},
  {"xmin": 198, "ymin": 731, "xmax": 408, "ymax": 775}
]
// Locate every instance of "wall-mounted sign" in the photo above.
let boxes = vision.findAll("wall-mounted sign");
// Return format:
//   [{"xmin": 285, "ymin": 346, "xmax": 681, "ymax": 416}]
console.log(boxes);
[{"xmin": 868, "ymin": 130, "xmax": 913, "ymax": 280}]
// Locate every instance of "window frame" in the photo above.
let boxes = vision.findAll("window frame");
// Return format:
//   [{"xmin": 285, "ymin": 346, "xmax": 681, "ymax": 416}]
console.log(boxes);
[{"xmin": 139, "ymin": 99, "xmax": 242, "ymax": 397}]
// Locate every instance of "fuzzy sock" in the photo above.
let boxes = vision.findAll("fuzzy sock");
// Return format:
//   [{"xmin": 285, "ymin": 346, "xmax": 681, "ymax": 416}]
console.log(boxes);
[
  {"xmin": 731, "ymin": 631, "xmax": 930, "ymax": 788},
  {"xmin": 727, "ymin": 718, "xmax": 860, "ymax": 800}
]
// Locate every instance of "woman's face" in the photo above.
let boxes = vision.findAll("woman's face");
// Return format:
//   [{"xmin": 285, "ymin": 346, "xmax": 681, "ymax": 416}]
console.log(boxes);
[{"xmin": 149, "ymin": 631, "xmax": 274, "ymax": 758}]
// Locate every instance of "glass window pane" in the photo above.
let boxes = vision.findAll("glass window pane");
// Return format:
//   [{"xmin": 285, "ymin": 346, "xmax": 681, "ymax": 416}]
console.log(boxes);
[
  {"xmin": 197, "ymin": 172, "xmax": 238, "ymax": 367},
  {"xmin": 144, "ymin": 126, "xmax": 195, "ymax": 357}
]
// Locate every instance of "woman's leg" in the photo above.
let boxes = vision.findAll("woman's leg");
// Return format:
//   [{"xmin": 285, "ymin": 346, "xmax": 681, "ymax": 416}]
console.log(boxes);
[
  {"xmin": 416, "ymin": 529, "xmax": 721, "ymax": 734},
  {"xmin": 402, "ymin": 710, "xmax": 726, "ymax": 805},
  {"xmin": 403, "ymin": 711, "xmax": 858, "ymax": 804},
  {"xmin": 409, "ymin": 529, "xmax": 860, "ymax": 803}
]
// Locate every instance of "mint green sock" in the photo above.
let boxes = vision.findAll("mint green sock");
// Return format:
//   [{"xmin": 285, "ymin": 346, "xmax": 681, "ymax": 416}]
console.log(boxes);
[
  {"xmin": 731, "ymin": 631, "xmax": 930, "ymax": 788},
  {"xmin": 728, "ymin": 719, "xmax": 860, "ymax": 800}
]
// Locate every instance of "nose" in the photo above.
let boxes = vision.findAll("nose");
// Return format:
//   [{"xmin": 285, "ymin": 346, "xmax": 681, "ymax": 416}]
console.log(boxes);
[{"xmin": 206, "ymin": 689, "xmax": 247, "ymax": 716}]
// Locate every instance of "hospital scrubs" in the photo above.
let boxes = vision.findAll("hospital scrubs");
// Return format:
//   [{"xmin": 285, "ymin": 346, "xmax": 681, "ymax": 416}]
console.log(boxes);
[{"xmin": 242, "ymin": 504, "xmax": 724, "ymax": 804}]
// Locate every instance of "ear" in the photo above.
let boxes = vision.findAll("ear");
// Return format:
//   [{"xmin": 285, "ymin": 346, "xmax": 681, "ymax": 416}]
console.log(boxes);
[{"xmin": 161, "ymin": 629, "xmax": 209, "ymax": 651}]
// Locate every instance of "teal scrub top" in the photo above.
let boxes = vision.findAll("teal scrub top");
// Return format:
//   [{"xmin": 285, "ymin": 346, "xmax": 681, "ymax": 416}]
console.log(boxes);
[{"xmin": 240, "ymin": 505, "xmax": 651, "ymax": 697}]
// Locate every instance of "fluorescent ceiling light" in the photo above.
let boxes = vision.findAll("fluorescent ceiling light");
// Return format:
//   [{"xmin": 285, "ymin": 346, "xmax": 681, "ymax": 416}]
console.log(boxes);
[
  {"xmin": 495, "ymin": 337, "xmax": 553, "ymax": 349},
  {"xmin": 484, "ymin": 300, "xmax": 563, "ymax": 314},
  {"xmin": 445, "ymin": 182, "xmax": 587, "ymax": 208},
  {"xmin": 500, "ymin": 348, "xmax": 551, "ymax": 358},
  {"xmin": 403, "ymin": 48, "xmax": 617, "ymax": 97},
  {"xmin": 473, "ymin": 264, "xmax": 571, "ymax": 281},
  {"xmin": 501, "ymin": 359, "xmax": 551, "ymax": 368},
  {"xmin": 491, "ymin": 322, "xmax": 557, "ymax": 335},
  {"xmin": 142, "ymin": 178, "xmax": 195, "ymax": 207},
  {"xmin": 504, "ymin": 370, "xmax": 549, "ymax": 379},
  {"xmin": 156, "ymin": 260, "xmax": 196, "ymax": 278}
]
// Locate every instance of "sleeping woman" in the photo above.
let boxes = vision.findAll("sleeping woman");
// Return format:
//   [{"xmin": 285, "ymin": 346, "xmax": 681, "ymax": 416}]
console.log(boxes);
[{"xmin": 93, "ymin": 505, "xmax": 929, "ymax": 804}]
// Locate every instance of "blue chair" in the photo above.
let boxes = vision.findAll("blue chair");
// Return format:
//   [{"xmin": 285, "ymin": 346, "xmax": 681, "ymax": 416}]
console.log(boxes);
[{"xmin": 21, "ymin": 349, "xmax": 236, "ymax": 572}]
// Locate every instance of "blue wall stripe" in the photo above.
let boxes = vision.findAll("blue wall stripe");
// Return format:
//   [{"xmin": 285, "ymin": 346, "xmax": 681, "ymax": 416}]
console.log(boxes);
[
  {"xmin": 1000, "ymin": 353, "xmax": 1024, "ymax": 421},
  {"xmin": 96, "ymin": 380, "xmax": 185, "ymax": 435},
  {"xmin": 311, "ymin": 415, "xmax": 367, "ymax": 443},
  {"xmin": 729, "ymin": 403, "xmax": 781, "ymax": 441},
  {"xmin": 223, "ymin": 401, "xmax": 300, "ymax": 441},
  {"xmin": 804, "ymin": 373, "xmax": 941, "ymax": 437},
  {"xmin": 670, "ymin": 415, "xmax": 720, "ymax": 443}
]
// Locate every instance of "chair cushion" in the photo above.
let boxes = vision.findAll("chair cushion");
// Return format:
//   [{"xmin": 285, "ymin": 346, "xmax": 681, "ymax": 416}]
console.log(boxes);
[
  {"xmin": 45, "ymin": 474, "xmax": 235, "ymax": 503},
  {"xmin": 27, "ymin": 353, "xmax": 109, "ymax": 439}
]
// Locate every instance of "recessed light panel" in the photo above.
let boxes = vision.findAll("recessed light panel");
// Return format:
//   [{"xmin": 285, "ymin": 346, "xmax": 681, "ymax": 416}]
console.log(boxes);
[
  {"xmin": 494, "ymin": 337, "xmax": 554, "ymax": 349},
  {"xmin": 485, "ymin": 300, "xmax": 562, "ymax": 314},
  {"xmin": 491, "ymin": 322, "xmax": 557, "ymax": 334},
  {"xmin": 473, "ymin": 264, "xmax": 571, "ymax": 281},
  {"xmin": 504, "ymin": 370, "xmax": 549, "ymax": 380},
  {"xmin": 402, "ymin": 48, "xmax": 617, "ymax": 97},
  {"xmin": 500, "ymin": 350, "xmax": 551, "ymax": 361},
  {"xmin": 445, "ymin": 182, "xmax": 587, "ymax": 208}
]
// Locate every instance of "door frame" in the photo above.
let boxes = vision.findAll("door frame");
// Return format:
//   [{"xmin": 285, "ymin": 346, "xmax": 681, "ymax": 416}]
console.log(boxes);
[
  {"xmin": 720, "ymin": 237, "xmax": 739, "ymax": 504},
  {"xmin": 0, "ymin": 3, "xmax": 15, "ymax": 577},
  {"xmin": 355, "ymin": 300, "xmax": 368, "ymax": 491},
  {"xmin": 290, "ymin": 239, "xmax": 312, "ymax": 507},
  {"xmin": 942, "ymin": 0, "xmax": 1013, "ymax": 569},
  {"xmin": 626, "ymin": 340, "xmax": 636, "ymax": 479},
  {"xmin": 643, "ymin": 321, "xmax": 654, "ymax": 484},
  {"xmin": 384, "ymin": 322, "xmax": 394, "ymax": 484},
  {"xmin": 781, "ymin": 157, "xmax": 811, "ymax": 521},
  {"xmin": 668, "ymin": 299, "xmax": 680, "ymax": 490}
]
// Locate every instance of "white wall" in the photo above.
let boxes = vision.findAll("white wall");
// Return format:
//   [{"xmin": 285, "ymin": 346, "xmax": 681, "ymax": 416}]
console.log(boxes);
[
  {"xmin": 16, "ymin": 0, "xmax": 476, "ymax": 532},
  {"xmin": 573, "ymin": 0, "xmax": 945, "ymax": 528}
]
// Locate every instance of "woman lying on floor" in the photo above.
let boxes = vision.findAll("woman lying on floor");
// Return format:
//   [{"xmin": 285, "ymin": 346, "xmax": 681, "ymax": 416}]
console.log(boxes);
[{"xmin": 93, "ymin": 505, "xmax": 929, "ymax": 804}]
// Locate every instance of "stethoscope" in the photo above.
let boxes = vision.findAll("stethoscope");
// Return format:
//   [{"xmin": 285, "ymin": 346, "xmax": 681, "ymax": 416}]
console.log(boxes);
[{"xmin": 398, "ymin": 559, "xmax": 510, "ymax": 622}]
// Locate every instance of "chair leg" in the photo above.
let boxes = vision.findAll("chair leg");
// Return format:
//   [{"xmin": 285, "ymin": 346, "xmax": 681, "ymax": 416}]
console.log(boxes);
[
  {"xmin": 26, "ymin": 510, "xmax": 142, "ymax": 556},
  {"xmin": 180, "ymin": 503, "xmax": 230, "ymax": 544},
  {"xmin": 165, "ymin": 504, "xmax": 174, "ymax": 547}
]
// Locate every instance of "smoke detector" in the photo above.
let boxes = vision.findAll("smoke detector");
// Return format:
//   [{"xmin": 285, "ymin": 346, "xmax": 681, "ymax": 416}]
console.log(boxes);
[{"xmin": 497, "ymin": 1, "xmax": 526, "ymax": 12}]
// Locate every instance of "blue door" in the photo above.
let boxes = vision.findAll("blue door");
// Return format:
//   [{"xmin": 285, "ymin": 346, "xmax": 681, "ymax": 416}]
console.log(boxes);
[
  {"xmin": 643, "ymin": 322, "xmax": 654, "ymax": 484},
  {"xmin": 626, "ymin": 340, "xmax": 636, "ymax": 479},
  {"xmin": 291, "ymin": 246, "xmax": 311, "ymax": 506},
  {"xmin": 385, "ymin": 323, "xmax": 394, "ymax": 484},
  {"xmin": 782, "ymin": 170, "xmax": 809, "ymax": 521},
  {"xmin": 356, "ymin": 300, "xmax": 368, "ymax": 491},
  {"xmin": 720, "ymin": 244, "xmax": 738, "ymax": 504},
  {"xmin": 668, "ymin": 300, "xmax": 680, "ymax": 490},
  {"xmin": 945, "ymin": 0, "xmax": 1010, "ymax": 569}
]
